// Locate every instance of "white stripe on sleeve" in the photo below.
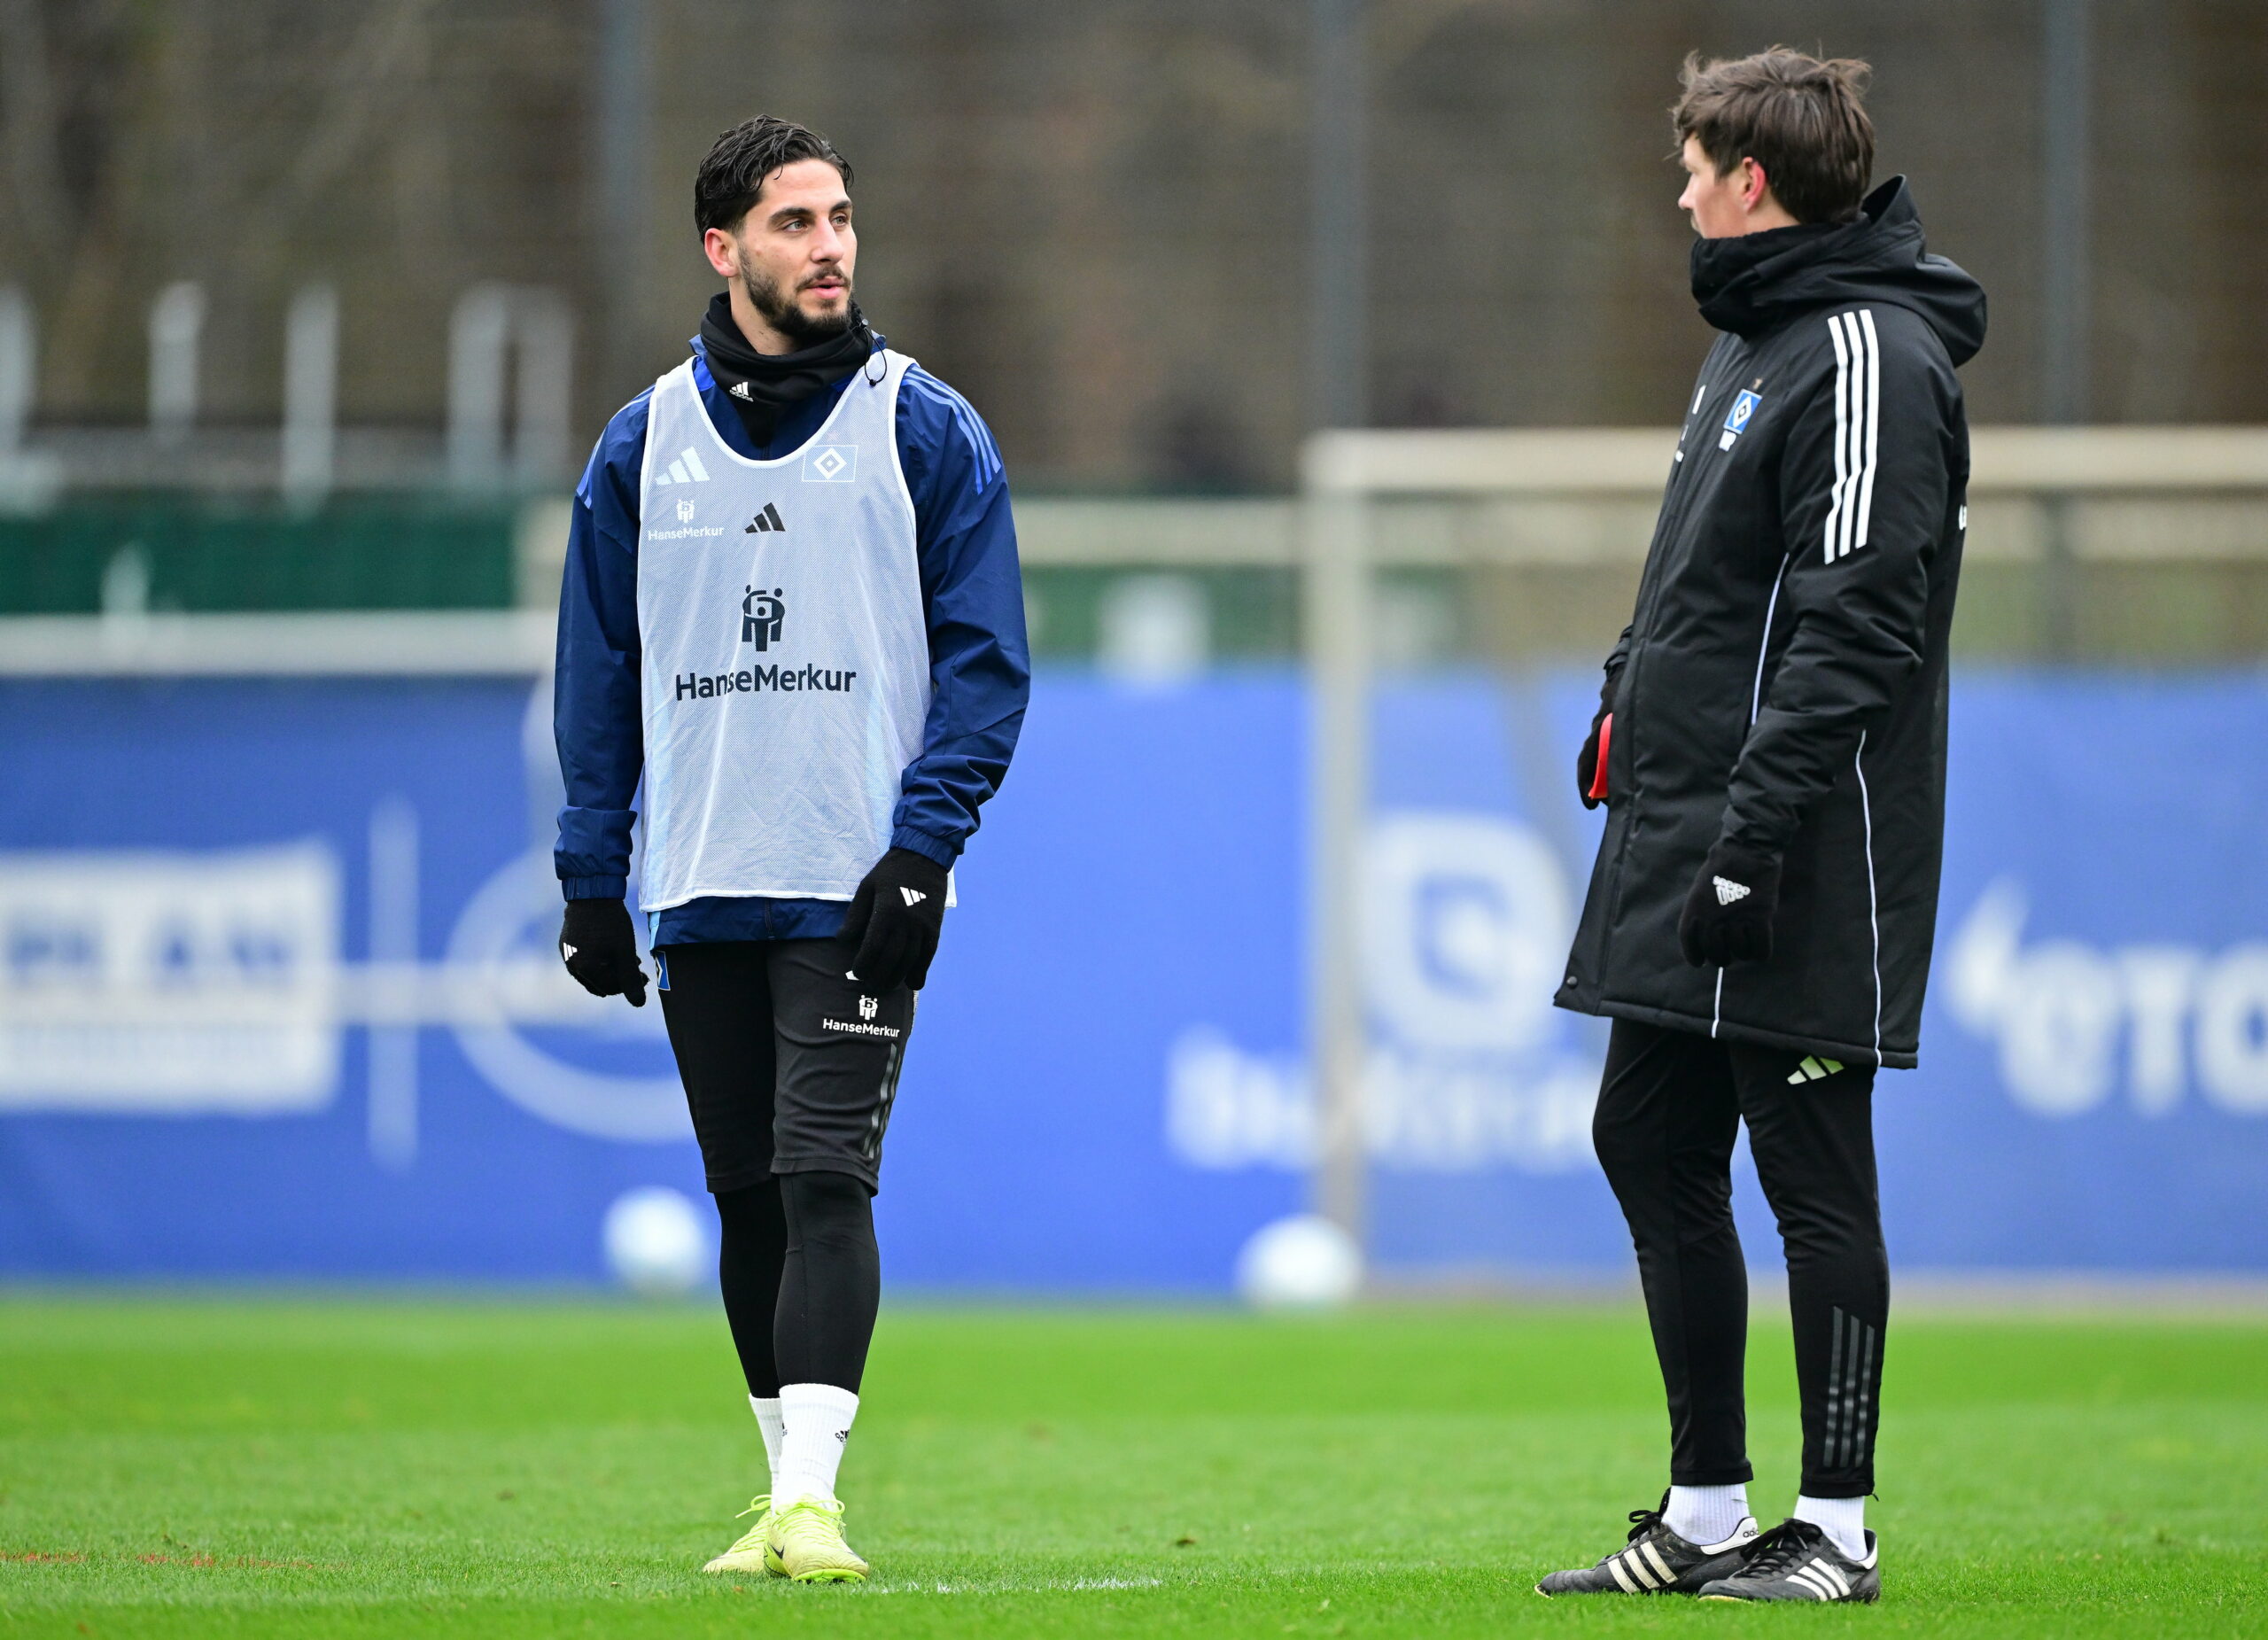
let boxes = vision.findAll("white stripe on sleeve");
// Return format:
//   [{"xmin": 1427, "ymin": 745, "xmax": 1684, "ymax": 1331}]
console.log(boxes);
[
  {"xmin": 1855, "ymin": 309, "xmax": 1881, "ymax": 548},
  {"xmin": 1826, "ymin": 309, "xmax": 1882, "ymax": 564},
  {"xmin": 1837, "ymin": 312, "xmax": 1866, "ymax": 560},
  {"xmin": 1824, "ymin": 316, "xmax": 1852, "ymax": 560}
]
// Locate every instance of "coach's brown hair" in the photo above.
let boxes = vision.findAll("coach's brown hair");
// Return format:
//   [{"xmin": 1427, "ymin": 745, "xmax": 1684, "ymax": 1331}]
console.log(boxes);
[{"xmin": 1674, "ymin": 49, "xmax": 1875, "ymax": 224}]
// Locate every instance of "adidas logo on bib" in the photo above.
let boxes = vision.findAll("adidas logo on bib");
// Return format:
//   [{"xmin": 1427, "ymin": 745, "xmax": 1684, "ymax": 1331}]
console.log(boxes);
[{"xmin": 653, "ymin": 446, "xmax": 712, "ymax": 486}]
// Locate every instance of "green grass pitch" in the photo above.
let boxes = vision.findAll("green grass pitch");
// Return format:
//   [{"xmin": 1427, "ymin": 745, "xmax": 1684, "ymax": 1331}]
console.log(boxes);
[{"xmin": 3, "ymin": 1295, "xmax": 2264, "ymax": 1636}]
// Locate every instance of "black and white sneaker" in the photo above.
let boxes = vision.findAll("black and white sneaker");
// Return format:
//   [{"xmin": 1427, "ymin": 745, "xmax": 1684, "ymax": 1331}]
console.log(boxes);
[
  {"xmin": 1534, "ymin": 1494, "xmax": 1759, "ymax": 1597},
  {"xmin": 1697, "ymin": 1518, "xmax": 1880, "ymax": 1603}
]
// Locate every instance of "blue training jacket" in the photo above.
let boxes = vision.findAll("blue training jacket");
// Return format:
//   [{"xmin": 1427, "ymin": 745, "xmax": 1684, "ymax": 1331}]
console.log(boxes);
[{"xmin": 553, "ymin": 333, "xmax": 1029, "ymax": 944}]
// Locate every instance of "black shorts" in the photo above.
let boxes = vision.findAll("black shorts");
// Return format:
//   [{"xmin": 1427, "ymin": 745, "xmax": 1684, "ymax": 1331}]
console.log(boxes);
[{"xmin": 653, "ymin": 937, "xmax": 915, "ymax": 1195}]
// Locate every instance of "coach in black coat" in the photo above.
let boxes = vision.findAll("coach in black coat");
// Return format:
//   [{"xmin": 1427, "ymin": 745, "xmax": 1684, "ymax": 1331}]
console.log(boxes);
[
  {"xmin": 1534, "ymin": 51, "xmax": 1989, "ymax": 1599},
  {"xmin": 1556, "ymin": 175, "xmax": 1986, "ymax": 1071}
]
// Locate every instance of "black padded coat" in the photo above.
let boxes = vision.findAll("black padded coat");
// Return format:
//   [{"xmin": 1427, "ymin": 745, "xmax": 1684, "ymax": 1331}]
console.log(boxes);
[{"xmin": 1556, "ymin": 178, "xmax": 1987, "ymax": 1069}]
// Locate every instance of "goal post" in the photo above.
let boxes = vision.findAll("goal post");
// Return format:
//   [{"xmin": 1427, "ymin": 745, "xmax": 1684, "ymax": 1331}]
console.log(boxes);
[{"xmin": 1296, "ymin": 429, "xmax": 1675, "ymax": 1247}]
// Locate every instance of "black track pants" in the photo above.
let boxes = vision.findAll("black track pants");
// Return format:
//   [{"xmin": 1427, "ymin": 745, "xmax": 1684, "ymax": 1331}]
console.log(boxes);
[
  {"xmin": 658, "ymin": 940, "xmax": 905, "ymax": 1396},
  {"xmin": 1591, "ymin": 1018, "xmax": 1888, "ymax": 1498}
]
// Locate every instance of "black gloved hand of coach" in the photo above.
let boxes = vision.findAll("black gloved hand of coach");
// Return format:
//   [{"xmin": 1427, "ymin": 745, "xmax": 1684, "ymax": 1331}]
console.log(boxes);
[
  {"xmin": 559, "ymin": 897, "xmax": 649, "ymax": 1006},
  {"xmin": 1678, "ymin": 839, "xmax": 1783, "ymax": 968},
  {"xmin": 841, "ymin": 847, "xmax": 950, "ymax": 993}
]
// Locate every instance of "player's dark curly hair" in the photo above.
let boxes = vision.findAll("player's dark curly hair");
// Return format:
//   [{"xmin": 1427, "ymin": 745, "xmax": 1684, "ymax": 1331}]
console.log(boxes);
[
  {"xmin": 1674, "ymin": 48, "xmax": 1874, "ymax": 224},
  {"xmin": 694, "ymin": 116, "xmax": 854, "ymax": 235}
]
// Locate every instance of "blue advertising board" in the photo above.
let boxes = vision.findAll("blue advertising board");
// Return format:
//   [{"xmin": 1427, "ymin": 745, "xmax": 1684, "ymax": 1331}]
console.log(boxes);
[{"xmin": 0, "ymin": 668, "xmax": 2263, "ymax": 1286}]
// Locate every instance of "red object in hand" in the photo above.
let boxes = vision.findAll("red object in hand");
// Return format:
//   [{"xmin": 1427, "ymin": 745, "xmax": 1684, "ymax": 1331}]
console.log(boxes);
[{"xmin": 1587, "ymin": 713, "xmax": 1612, "ymax": 803}]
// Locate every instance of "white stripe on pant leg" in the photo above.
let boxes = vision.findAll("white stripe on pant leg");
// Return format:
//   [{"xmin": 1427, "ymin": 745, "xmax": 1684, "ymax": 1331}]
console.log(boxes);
[
  {"xmin": 1823, "ymin": 1307, "xmax": 1847, "ymax": 1468},
  {"xmin": 1832, "ymin": 1325, "xmax": 1850, "ymax": 1479},
  {"xmin": 1829, "ymin": 1309, "xmax": 1847, "ymax": 1468},
  {"xmin": 1837, "ymin": 1317, "xmax": 1856, "ymax": 1468},
  {"xmin": 1852, "ymin": 1319, "xmax": 1878, "ymax": 1470},
  {"xmin": 1838, "ymin": 1315, "xmax": 1876, "ymax": 1470}
]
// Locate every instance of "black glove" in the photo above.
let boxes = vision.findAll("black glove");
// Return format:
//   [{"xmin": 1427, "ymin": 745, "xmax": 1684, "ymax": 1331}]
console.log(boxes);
[
  {"xmin": 1575, "ymin": 666, "xmax": 1619, "ymax": 811},
  {"xmin": 1678, "ymin": 840, "xmax": 1783, "ymax": 968},
  {"xmin": 559, "ymin": 897, "xmax": 648, "ymax": 1006},
  {"xmin": 841, "ymin": 847, "xmax": 950, "ymax": 992}
]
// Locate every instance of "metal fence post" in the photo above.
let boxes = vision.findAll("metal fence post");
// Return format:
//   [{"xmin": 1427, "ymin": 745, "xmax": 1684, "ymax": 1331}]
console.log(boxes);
[{"xmin": 283, "ymin": 284, "xmax": 338, "ymax": 510}]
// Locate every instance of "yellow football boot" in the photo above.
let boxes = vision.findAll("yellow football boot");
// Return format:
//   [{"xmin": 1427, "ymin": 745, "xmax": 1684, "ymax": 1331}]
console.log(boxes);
[
  {"xmin": 768, "ymin": 1495, "xmax": 870, "ymax": 1583},
  {"xmin": 700, "ymin": 1496, "xmax": 787, "ymax": 1577}
]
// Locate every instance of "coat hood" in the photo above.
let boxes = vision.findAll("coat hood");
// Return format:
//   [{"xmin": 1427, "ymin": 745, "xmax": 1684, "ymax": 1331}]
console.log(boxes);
[{"xmin": 1689, "ymin": 176, "xmax": 1986, "ymax": 366}]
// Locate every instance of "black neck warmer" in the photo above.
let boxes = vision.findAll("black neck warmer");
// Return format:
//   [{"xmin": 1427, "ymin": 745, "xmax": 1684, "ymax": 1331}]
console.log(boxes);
[
  {"xmin": 1683, "ymin": 178, "xmax": 1986, "ymax": 365},
  {"xmin": 697, "ymin": 291, "xmax": 878, "ymax": 445}
]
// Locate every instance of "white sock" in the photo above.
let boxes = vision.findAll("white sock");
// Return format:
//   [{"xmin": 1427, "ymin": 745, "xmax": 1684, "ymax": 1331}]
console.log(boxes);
[
  {"xmin": 776, "ymin": 1382, "xmax": 858, "ymax": 1505},
  {"xmin": 1791, "ymin": 1494, "xmax": 1868, "ymax": 1561},
  {"xmin": 748, "ymin": 1395, "xmax": 785, "ymax": 1496},
  {"xmin": 1663, "ymin": 1483, "xmax": 1750, "ymax": 1546}
]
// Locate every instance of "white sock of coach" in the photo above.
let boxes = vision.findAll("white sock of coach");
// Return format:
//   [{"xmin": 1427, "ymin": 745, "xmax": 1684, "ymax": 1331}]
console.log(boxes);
[
  {"xmin": 1791, "ymin": 1493, "xmax": 1868, "ymax": 1561},
  {"xmin": 1663, "ymin": 1483, "xmax": 1750, "ymax": 1546},
  {"xmin": 776, "ymin": 1383, "xmax": 859, "ymax": 1505},
  {"xmin": 749, "ymin": 1395, "xmax": 785, "ymax": 1494}
]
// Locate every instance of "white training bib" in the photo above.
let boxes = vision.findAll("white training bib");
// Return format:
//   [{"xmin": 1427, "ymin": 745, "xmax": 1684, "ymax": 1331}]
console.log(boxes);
[{"xmin": 635, "ymin": 350, "xmax": 929, "ymax": 911}]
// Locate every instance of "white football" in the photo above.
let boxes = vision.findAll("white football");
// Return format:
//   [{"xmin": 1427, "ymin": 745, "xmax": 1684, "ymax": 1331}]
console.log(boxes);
[
  {"xmin": 1235, "ymin": 1214, "xmax": 1363, "ymax": 1310},
  {"xmin": 602, "ymin": 1186, "xmax": 711, "ymax": 1297}
]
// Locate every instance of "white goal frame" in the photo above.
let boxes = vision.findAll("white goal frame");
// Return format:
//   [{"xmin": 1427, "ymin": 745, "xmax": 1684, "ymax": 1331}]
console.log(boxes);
[{"xmin": 1296, "ymin": 429, "xmax": 1675, "ymax": 1240}]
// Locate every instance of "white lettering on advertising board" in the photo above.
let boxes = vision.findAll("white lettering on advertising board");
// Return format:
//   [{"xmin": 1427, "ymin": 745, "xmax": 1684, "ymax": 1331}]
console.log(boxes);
[
  {"xmin": 1167, "ymin": 811, "xmax": 1602, "ymax": 1175},
  {"xmin": 1946, "ymin": 877, "xmax": 2268, "ymax": 1118},
  {"xmin": 0, "ymin": 844, "xmax": 341, "ymax": 1113}
]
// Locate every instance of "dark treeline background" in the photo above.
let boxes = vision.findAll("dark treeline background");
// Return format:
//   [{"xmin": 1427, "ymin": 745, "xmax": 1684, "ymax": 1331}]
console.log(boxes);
[{"xmin": 4, "ymin": 0, "xmax": 2262, "ymax": 489}]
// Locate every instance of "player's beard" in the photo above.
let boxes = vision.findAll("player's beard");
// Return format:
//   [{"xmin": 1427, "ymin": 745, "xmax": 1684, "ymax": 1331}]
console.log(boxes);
[{"xmin": 744, "ymin": 266, "xmax": 855, "ymax": 348}]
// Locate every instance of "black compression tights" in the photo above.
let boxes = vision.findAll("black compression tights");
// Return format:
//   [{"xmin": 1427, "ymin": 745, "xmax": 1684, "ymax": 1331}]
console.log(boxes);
[
  {"xmin": 713, "ymin": 1181, "xmax": 788, "ymax": 1396},
  {"xmin": 713, "ymin": 1171, "xmax": 880, "ymax": 1396}
]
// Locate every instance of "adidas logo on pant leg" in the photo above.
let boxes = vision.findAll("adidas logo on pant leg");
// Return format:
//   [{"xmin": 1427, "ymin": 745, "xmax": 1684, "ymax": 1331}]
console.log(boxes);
[{"xmin": 1788, "ymin": 1055, "xmax": 1845, "ymax": 1084}]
